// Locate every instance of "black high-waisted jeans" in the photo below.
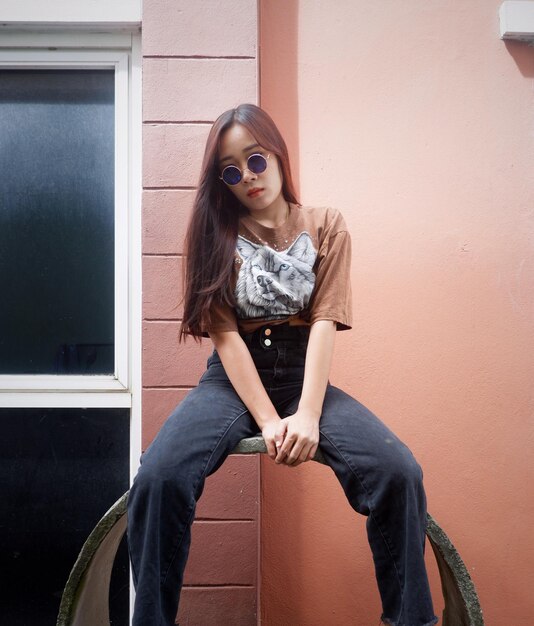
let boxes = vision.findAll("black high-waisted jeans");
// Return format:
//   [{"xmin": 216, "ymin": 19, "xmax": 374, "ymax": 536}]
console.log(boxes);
[{"xmin": 127, "ymin": 324, "xmax": 438, "ymax": 626}]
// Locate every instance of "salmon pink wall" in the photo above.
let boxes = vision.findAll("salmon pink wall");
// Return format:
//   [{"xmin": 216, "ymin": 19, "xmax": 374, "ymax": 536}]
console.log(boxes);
[
  {"xmin": 260, "ymin": 1, "xmax": 534, "ymax": 625},
  {"xmin": 141, "ymin": 1, "xmax": 260, "ymax": 624}
]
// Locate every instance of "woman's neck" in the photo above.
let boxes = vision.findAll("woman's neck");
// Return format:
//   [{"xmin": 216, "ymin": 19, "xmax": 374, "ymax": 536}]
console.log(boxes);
[{"xmin": 246, "ymin": 196, "xmax": 290, "ymax": 229}]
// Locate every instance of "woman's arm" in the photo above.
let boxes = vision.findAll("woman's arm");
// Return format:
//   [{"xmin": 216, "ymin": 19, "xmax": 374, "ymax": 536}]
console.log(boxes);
[
  {"xmin": 274, "ymin": 319, "xmax": 337, "ymax": 467},
  {"xmin": 209, "ymin": 330, "xmax": 285, "ymax": 460}
]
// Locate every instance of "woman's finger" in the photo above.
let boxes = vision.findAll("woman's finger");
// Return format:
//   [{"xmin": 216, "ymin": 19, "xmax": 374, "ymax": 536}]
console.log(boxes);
[
  {"xmin": 285, "ymin": 441, "xmax": 304, "ymax": 465},
  {"xmin": 306, "ymin": 444, "xmax": 318, "ymax": 462},
  {"xmin": 291, "ymin": 443, "xmax": 311, "ymax": 465},
  {"xmin": 276, "ymin": 433, "xmax": 295, "ymax": 463},
  {"xmin": 262, "ymin": 435, "xmax": 276, "ymax": 459},
  {"xmin": 300, "ymin": 444, "xmax": 313, "ymax": 463},
  {"xmin": 272, "ymin": 421, "xmax": 288, "ymax": 461}
]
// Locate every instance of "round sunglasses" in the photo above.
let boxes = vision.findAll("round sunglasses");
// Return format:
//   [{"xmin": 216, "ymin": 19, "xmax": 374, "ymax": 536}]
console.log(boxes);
[{"xmin": 219, "ymin": 153, "xmax": 270, "ymax": 186}]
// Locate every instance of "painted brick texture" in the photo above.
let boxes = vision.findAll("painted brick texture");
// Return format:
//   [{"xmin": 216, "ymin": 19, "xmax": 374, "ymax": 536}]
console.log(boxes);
[
  {"xmin": 143, "ymin": 0, "xmax": 257, "ymax": 57},
  {"xmin": 141, "ymin": 1, "xmax": 259, "ymax": 624},
  {"xmin": 143, "ymin": 59, "xmax": 257, "ymax": 121},
  {"xmin": 143, "ymin": 189, "xmax": 195, "ymax": 254},
  {"xmin": 179, "ymin": 588, "xmax": 257, "ymax": 626},
  {"xmin": 143, "ymin": 124, "xmax": 211, "ymax": 188}
]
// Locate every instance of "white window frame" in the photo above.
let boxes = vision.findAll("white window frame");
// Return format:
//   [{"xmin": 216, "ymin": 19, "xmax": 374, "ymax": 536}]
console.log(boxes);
[
  {"xmin": 0, "ymin": 16, "xmax": 142, "ymax": 624},
  {"xmin": 0, "ymin": 33, "xmax": 142, "ymax": 412}
]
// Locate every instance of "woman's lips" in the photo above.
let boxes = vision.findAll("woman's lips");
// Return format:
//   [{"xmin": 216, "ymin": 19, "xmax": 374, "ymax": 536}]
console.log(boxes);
[{"xmin": 247, "ymin": 188, "xmax": 264, "ymax": 198}]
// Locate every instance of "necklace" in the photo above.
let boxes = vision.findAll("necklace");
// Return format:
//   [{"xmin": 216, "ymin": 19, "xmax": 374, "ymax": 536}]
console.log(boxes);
[
  {"xmin": 246, "ymin": 202, "xmax": 297, "ymax": 251},
  {"xmin": 235, "ymin": 202, "xmax": 298, "ymax": 263}
]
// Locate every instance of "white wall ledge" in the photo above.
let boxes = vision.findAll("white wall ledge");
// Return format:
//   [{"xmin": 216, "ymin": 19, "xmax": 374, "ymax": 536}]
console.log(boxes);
[
  {"xmin": 0, "ymin": 0, "xmax": 141, "ymax": 32},
  {"xmin": 500, "ymin": 1, "xmax": 534, "ymax": 41}
]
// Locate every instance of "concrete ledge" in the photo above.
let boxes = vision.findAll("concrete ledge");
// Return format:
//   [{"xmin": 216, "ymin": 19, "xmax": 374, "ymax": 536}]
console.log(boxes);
[
  {"xmin": 56, "ymin": 436, "xmax": 484, "ymax": 626},
  {"xmin": 56, "ymin": 492, "xmax": 128, "ymax": 626},
  {"xmin": 232, "ymin": 434, "xmax": 327, "ymax": 463}
]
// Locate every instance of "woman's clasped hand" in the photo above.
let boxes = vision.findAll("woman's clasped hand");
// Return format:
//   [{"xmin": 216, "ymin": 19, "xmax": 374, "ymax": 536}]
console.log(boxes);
[{"xmin": 261, "ymin": 408, "xmax": 320, "ymax": 467}]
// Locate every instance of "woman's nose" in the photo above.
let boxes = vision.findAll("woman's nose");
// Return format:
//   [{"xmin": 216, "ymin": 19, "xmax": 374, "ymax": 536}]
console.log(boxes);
[{"xmin": 241, "ymin": 166, "xmax": 257, "ymax": 184}]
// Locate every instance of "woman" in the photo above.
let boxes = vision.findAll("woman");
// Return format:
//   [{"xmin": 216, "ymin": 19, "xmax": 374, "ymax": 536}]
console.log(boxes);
[{"xmin": 127, "ymin": 103, "xmax": 438, "ymax": 626}]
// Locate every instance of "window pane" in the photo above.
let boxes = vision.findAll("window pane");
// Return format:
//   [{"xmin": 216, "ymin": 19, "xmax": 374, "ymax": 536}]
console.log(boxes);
[
  {"xmin": 0, "ymin": 407, "xmax": 129, "ymax": 625},
  {"xmin": 0, "ymin": 69, "xmax": 115, "ymax": 375}
]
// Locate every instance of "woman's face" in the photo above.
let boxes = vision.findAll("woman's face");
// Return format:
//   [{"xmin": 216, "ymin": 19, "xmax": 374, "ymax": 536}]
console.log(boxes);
[{"xmin": 218, "ymin": 123, "xmax": 285, "ymax": 216}]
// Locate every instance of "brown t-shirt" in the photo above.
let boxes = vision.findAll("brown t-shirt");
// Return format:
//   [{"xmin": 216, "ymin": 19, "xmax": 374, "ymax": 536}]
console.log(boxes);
[{"xmin": 201, "ymin": 203, "xmax": 353, "ymax": 336}]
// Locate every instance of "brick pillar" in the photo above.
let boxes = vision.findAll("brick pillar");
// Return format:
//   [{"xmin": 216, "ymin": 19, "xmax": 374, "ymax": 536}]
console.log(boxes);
[{"xmin": 141, "ymin": 1, "xmax": 260, "ymax": 624}]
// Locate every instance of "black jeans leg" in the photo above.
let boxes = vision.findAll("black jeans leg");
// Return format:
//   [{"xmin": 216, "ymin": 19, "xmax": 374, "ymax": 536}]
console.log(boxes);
[
  {"xmin": 127, "ymin": 367, "xmax": 259, "ymax": 626},
  {"xmin": 316, "ymin": 384, "xmax": 438, "ymax": 626}
]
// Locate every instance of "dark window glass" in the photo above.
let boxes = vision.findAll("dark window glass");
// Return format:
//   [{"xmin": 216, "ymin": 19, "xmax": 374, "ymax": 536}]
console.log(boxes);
[
  {"xmin": 0, "ymin": 69, "xmax": 115, "ymax": 375},
  {"xmin": 0, "ymin": 407, "xmax": 129, "ymax": 625}
]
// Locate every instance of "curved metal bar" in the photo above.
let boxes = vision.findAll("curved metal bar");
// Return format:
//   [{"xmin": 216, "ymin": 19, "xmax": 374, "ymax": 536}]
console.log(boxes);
[{"xmin": 56, "ymin": 437, "xmax": 484, "ymax": 626}]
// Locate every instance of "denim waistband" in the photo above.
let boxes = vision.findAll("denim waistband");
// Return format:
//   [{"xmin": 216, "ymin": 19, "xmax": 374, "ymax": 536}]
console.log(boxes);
[{"xmin": 240, "ymin": 322, "xmax": 310, "ymax": 351}]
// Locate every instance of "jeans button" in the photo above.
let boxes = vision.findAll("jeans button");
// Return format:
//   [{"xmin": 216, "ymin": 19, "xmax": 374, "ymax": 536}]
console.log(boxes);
[
  {"xmin": 264, "ymin": 338, "xmax": 272, "ymax": 347},
  {"xmin": 264, "ymin": 328, "xmax": 272, "ymax": 336}
]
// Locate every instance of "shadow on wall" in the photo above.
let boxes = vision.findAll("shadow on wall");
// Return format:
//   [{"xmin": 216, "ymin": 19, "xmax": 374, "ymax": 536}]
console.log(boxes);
[
  {"xmin": 260, "ymin": 0, "xmax": 300, "ymax": 198},
  {"xmin": 259, "ymin": 2, "xmax": 312, "ymax": 625},
  {"xmin": 503, "ymin": 39, "xmax": 534, "ymax": 77}
]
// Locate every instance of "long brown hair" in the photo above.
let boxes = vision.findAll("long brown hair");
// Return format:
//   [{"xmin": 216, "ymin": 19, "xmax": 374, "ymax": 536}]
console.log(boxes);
[{"xmin": 179, "ymin": 104, "xmax": 299, "ymax": 341}]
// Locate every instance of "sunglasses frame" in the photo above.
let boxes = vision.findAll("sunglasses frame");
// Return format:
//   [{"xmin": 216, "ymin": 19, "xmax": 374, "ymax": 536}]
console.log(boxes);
[{"xmin": 219, "ymin": 153, "xmax": 270, "ymax": 186}]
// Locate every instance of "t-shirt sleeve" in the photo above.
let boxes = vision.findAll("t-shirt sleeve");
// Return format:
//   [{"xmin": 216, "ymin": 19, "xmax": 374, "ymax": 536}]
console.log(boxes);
[
  {"xmin": 306, "ymin": 212, "xmax": 353, "ymax": 330},
  {"xmin": 199, "ymin": 298, "xmax": 239, "ymax": 337}
]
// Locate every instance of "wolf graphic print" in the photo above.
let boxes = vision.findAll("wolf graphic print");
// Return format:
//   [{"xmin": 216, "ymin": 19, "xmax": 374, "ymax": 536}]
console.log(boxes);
[{"xmin": 234, "ymin": 232, "xmax": 317, "ymax": 320}]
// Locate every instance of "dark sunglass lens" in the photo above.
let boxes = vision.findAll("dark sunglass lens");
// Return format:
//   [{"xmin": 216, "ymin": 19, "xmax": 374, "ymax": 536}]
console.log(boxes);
[
  {"xmin": 222, "ymin": 166, "xmax": 241, "ymax": 185},
  {"xmin": 247, "ymin": 154, "xmax": 267, "ymax": 174}
]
